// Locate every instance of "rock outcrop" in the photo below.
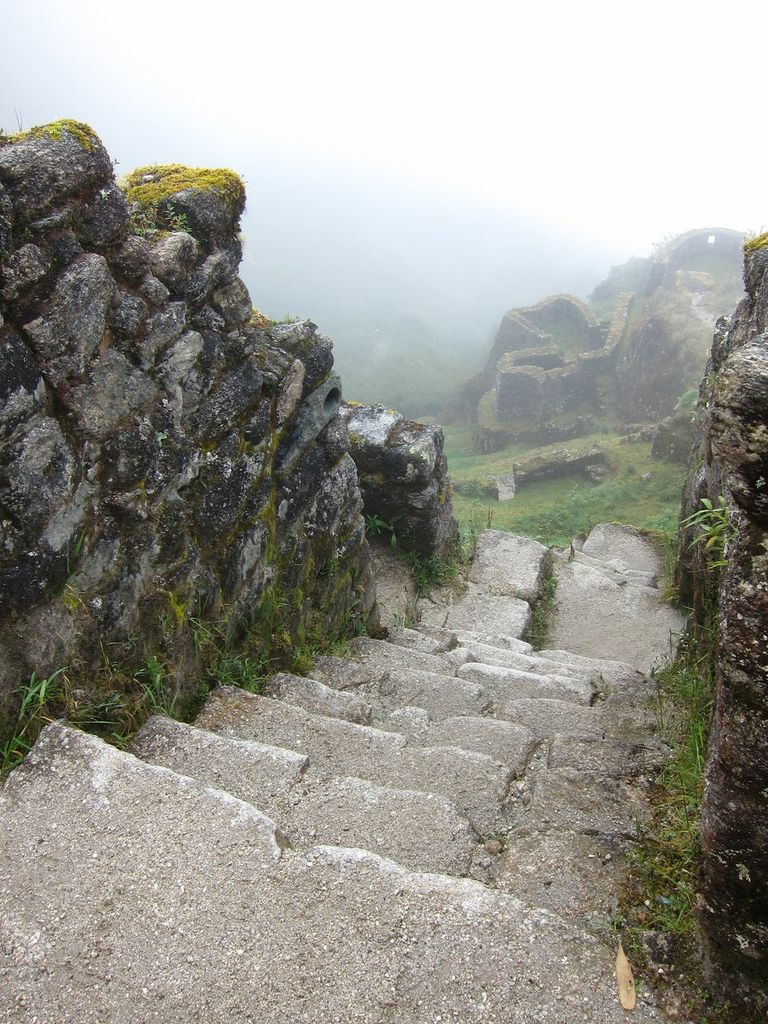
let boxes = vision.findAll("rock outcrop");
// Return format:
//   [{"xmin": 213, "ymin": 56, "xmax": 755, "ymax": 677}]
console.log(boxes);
[
  {"xmin": 678, "ymin": 240, "xmax": 768, "ymax": 1017},
  {"xmin": 0, "ymin": 121, "xmax": 375, "ymax": 740},
  {"xmin": 341, "ymin": 402, "xmax": 459, "ymax": 557}
]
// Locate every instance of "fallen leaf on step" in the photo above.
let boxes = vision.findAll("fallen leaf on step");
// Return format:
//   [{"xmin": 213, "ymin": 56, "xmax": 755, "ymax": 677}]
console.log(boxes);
[{"xmin": 616, "ymin": 943, "xmax": 636, "ymax": 1010}]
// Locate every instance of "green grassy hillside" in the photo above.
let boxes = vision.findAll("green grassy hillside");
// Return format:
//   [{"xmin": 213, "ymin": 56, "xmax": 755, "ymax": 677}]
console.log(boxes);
[{"xmin": 440, "ymin": 424, "xmax": 683, "ymax": 547}]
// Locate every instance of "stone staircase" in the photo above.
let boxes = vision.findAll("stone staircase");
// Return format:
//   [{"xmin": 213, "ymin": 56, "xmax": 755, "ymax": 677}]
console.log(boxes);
[{"xmin": 0, "ymin": 526, "xmax": 684, "ymax": 1022}]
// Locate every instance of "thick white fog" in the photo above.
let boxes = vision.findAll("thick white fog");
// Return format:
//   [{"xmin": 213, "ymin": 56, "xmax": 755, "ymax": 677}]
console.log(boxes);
[{"xmin": 2, "ymin": 0, "xmax": 766, "ymax": 408}]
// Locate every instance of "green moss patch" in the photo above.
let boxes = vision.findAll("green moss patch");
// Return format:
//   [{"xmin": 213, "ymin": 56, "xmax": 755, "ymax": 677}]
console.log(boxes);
[
  {"xmin": 744, "ymin": 231, "xmax": 768, "ymax": 253},
  {"xmin": 122, "ymin": 164, "xmax": 246, "ymax": 215},
  {"xmin": 0, "ymin": 119, "xmax": 100, "ymax": 151}
]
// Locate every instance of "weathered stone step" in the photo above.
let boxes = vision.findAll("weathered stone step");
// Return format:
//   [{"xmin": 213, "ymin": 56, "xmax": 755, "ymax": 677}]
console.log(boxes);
[
  {"xmin": 418, "ymin": 581, "xmax": 532, "ymax": 638},
  {"xmin": 264, "ymin": 672, "xmax": 373, "ymax": 723},
  {"xmin": 347, "ymin": 634, "xmax": 468, "ymax": 675},
  {"xmin": 458, "ymin": 661, "xmax": 595, "ymax": 706},
  {"xmin": 195, "ymin": 687, "xmax": 512, "ymax": 832},
  {"xmin": 580, "ymin": 522, "xmax": 663, "ymax": 574},
  {"xmin": 537, "ymin": 648, "xmax": 643, "ymax": 686},
  {"xmin": 548, "ymin": 733, "xmax": 669, "ymax": 777},
  {"xmin": 572, "ymin": 549, "xmax": 657, "ymax": 588},
  {"xmin": 1, "ymin": 722, "xmax": 663, "ymax": 1023},
  {"xmin": 453, "ymin": 638, "xmax": 589, "ymax": 680},
  {"xmin": 425, "ymin": 716, "xmax": 538, "ymax": 776},
  {"xmin": 495, "ymin": 697, "xmax": 654, "ymax": 741},
  {"xmin": 495, "ymin": 829, "xmax": 630, "ymax": 929},
  {"xmin": 510, "ymin": 766, "xmax": 653, "ymax": 837},
  {"xmin": 550, "ymin": 526, "xmax": 685, "ymax": 674},
  {"xmin": 131, "ymin": 716, "xmax": 475, "ymax": 875},
  {"xmin": 310, "ymin": 656, "xmax": 492, "ymax": 721},
  {"xmin": 466, "ymin": 529, "xmax": 549, "ymax": 602},
  {"xmin": 414, "ymin": 622, "xmax": 535, "ymax": 655}
]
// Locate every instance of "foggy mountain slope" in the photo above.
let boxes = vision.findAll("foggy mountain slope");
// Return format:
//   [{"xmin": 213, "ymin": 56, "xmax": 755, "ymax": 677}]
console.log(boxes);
[
  {"xmin": 456, "ymin": 227, "xmax": 745, "ymax": 451},
  {"xmin": 236, "ymin": 163, "xmax": 621, "ymax": 416}
]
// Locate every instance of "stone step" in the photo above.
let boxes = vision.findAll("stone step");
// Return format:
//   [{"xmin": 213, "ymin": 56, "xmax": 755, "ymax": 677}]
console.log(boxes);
[
  {"xmin": 466, "ymin": 529, "xmax": 548, "ymax": 603},
  {"xmin": 385, "ymin": 624, "xmax": 454, "ymax": 655},
  {"xmin": 581, "ymin": 522, "xmax": 663, "ymax": 574},
  {"xmin": 509, "ymin": 766, "xmax": 653, "ymax": 838},
  {"xmin": 129, "ymin": 713, "xmax": 309, "ymax": 798},
  {"xmin": 425, "ymin": 716, "xmax": 538, "ymax": 777},
  {"xmin": 458, "ymin": 661, "xmax": 595, "ymax": 706},
  {"xmin": 195, "ymin": 687, "xmax": 512, "ymax": 833},
  {"xmin": 131, "ymin": 717, "xmax": 475, "ymax": 875},
  {"xmin": 571, "ymin": 549, "xmax": 657, "ymax": 588},
  {"xmin": 538, "ymin": 647, "xmax": 643, "ymax": 685},
  {"xmin": 414, "ymin": 622, "xmax": 535, "ymax": 655},
  {"xmin": 494, "ymin": 697, "xmax": 651, "ymax": 741},
  {"xmin": 347, "ymin": 634, "xmax": 465, "ymax": 675},
  {"xmin": 418, "ymin": 582, "xmax": 532, "ymax": 638},
  {"xmin": 495, "ymin": 829, "xmax": 630, "ymax": 930},
  {"xmin": 263, "ymin": 672, "xmax": 373, "ymax": 724},
  {"xmin": 548, "ymin": 733, "xmax": 669, "ymax": 778},
  {"xmin": 548, "ymin": 556, "xmax": 684, "ymax": 675},
  {"xmin": 387, "ymin": 623, "xmax": 588, "ymax": 680},
  {"xmin": 1, "ymin": 722, "xmax": 662, "ymax": 1023},
  {"xmin": 310, "ymin": 654, "xmax": 492, "ymax": 722},
  {"xmin": 453, "ymin": 638, "xmax": 589, "ymax": 680}
]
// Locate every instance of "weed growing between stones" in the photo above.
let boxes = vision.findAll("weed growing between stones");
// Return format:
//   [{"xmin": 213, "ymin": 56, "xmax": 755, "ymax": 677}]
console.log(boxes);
[
  {"xmin": 404, "ymin": 552, "xmax": 459, "ymax": 597},
  {"xmin": 681, "ymin": 496, "xmax": 734, "ymax": 570},
  {"xmin": 523, "ymin": 561, "xmax": 557, "ymax": 650}
]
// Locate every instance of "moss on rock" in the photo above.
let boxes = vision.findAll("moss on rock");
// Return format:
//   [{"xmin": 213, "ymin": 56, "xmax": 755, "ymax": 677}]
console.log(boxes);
[
  {"xmin": 122, "ymin": 164, "xmax": 246, "ymax": 216},
  {"xmin": 0, "ymin": 119, "xmax": 100, "ymax": 151}
]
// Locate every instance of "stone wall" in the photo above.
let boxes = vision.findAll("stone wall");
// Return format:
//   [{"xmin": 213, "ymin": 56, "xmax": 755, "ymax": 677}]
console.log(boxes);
[
  {"xmin": 0, "ymin": 121, "xmax": 375, "ymax": 740},
  {"xmin": 341, "ymin": 403, "xmax": 459, "ymax": 557},
  {"xmin": 677, "ymin": 244, "xmax": 768, "ymax": 1017}
]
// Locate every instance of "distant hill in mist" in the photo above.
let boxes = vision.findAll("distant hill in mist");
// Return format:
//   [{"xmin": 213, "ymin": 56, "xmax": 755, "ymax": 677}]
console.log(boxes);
[{"xmin": 237, "ymin": 164, "xmax": 623, "ymax": 416}]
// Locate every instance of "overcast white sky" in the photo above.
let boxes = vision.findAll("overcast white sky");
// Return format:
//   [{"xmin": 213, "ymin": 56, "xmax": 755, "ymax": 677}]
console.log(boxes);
[
  {"xmin": 1, "ymin": 0, "xmax": 766, "ymax": 366},
  {"xmin": 2, "ymin": 0, "xmax": 766, "ymax": 247}
]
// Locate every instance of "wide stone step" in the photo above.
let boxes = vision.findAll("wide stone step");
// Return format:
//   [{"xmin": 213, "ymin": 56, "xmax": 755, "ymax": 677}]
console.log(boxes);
[
  {"xmin": 414, "ymin": 622, "xmax": 535, "ymax": 655},
  {"xmin": 572, "ymin": 549, "xmax": 657, "ymax": 588},
  {"xmin": 495, "ymin": 829, "xmax": 630, "ymax": 929},
  {"xmin": 424, "ymin": 716, "xmax": 538, "ymax": 776},
  {"xmin": 347, "ymin": 634, "xmax": 465, "ymax": 675},
  {"xmin": 453, "ymin": 638, "xmax": 589, "ymax": 681},
  {"xmin": 131, "ymin": 717, "xmax": 475, "ymax": 875},
  {"xmin": 264, "ymin": 672, "xmax": 373, "ymax": 724},
  {"xmin": 494, "ymin": 697, "xmax": 649, "ymax": 741},
  {"xmin": 385, "ymin": 624, "xmax": 454, "ymax": 655},
  {"xmin": 1, "ymin": 722, "xmax": 663, "ymax": 1023},
  {"xmin": 311, "ymin": 654, "xmax": 492, "ymax": 721},
  {"xmin": 195, "ymin": 687, "xmax": 512, "ymax": 832},
  {"xmin": 509, "ymin": 766, "xmax": 653, "ymax": 837},
  {"xmin": 458, "ymin": 661, "xmax": 595, "ymax": 706},
  {"xmin": 537, "ymin": 647, "xmax": 643, "ymax": 685},
  {"xmin": 580, "ymin": 522, "xmax": 663, "ymax": 574},
  {"xmin": 466, "ymin": 529, "xmax": 548, "ymax": 603},
  {"xmin": 418, "ymin": 582, "xmax": 532, "ymax": 638},
  {"xmin": 549, "ymin": 542, "xmax": 685, "ymax": 674}
]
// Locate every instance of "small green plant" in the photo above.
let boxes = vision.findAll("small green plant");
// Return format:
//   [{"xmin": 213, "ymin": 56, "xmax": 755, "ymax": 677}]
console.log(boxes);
[
  {"xmin": 619, "ymin": 627, "xmax": 715, "ymax": 969},
  {"xmin": 135, "ymin": 656, "xmax": 177, "ymax": 717},
  {"xmin": 682, "ymin": 496, "xmax": 733, "ymax": 569},
  {"xmin": 129, "ymin": 201, "xmax": 190, "ymax": 237},
  {"xmin": 364, "ymin": 512, "xmax": 401, "ymax": 548},
  {"xmin": 405, "ymin": 552, "xmax": 459, "ymax": 596},
  {"xmin": 0, "ymin": 669, "xmax": 67, "ymax": 775}
]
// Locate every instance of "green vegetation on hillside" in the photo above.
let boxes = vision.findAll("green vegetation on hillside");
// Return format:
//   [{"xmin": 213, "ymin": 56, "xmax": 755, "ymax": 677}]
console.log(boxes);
[{"xmin": 440, "ymin": 423, "xmax": 683, "ymax": 547}]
